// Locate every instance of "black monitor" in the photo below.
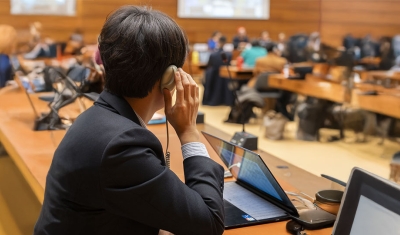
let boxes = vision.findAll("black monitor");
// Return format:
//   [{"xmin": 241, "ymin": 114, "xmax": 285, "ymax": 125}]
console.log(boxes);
[{"xmin": 332, "ymin": 167, "xmax": 400, "ymax": 235}]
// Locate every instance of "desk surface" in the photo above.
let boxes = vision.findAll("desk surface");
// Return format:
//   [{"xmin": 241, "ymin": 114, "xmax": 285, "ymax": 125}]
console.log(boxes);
[
  {"xmin": 219, "ymin": 66, "xmax": 253, "ymax": 80},
  {"xmin": 268, "ymin": 74, "xmax": 349, "ymax": 103},
  {"xmin": 0, "ymin": 85, "xmax": 332, "ymax": 234}
]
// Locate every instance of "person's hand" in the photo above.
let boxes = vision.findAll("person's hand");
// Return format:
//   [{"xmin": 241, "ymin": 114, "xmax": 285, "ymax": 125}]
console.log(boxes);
[{"xmin": 163, "ymin": 68, "xmax": 200, "ymax": 145}]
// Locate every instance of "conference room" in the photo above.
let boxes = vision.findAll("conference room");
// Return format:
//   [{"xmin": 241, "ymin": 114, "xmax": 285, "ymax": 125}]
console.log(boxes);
[{"xmin": 1, "ymin": 0, "xmax": 400, "ymax": 234}]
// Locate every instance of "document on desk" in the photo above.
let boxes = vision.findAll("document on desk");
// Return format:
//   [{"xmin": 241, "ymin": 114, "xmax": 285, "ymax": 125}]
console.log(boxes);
[{"xmin": 223, "ymin": 182, "xmax": 286, "ymax": 220}]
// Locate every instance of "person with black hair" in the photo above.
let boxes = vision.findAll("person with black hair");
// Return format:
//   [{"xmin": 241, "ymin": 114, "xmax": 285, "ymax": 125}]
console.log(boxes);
[
  {"xmin": 202, "ymin": 36, "xmax": 235, "ymax": 106},
  {"xmin": 34, "ymin": 6, "xmax": 224, "ymax": 235}
]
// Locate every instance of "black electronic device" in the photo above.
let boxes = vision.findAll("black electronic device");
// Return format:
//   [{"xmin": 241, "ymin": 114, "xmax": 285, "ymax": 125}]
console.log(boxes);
[
  {"xmin": 202, "ymin": 131, "xmax": 338, "ymax": 230},
  {"xmin": 221, "ymin": 52, "xmax": 258, "ymax": 150},
  {"xmin": 286, "ymin": 220, "xmax": 304, "ymax": 235},
  {"xmin": 230, "ymin": 132, "xmax": 258, "ymax": 151},
  {"xmin": 196, "ymin": 111, "xmax": 205, "ymax": 123},
  {"xmin": 332, "ymin": 167, "xmax": 400, "ymax": 235},
  {"xmin": 291, "ymin": 206, "xmax": 336, "ymax": 230}
]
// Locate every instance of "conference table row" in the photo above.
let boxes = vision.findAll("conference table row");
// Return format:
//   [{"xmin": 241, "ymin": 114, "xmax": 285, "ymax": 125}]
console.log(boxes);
[
  {"xmin": 199, "ymin": 62, "xmax": 400, "ymax": 119},
  {"xmin": 0, "ymin": 85, "xmax": 335, "ymax": 234}
]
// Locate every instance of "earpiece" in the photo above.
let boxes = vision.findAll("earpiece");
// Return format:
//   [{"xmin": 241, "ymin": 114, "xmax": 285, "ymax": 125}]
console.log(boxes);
[{"xmin": 160, "ymin": 65, "xmax": 177, "ymax": 91}]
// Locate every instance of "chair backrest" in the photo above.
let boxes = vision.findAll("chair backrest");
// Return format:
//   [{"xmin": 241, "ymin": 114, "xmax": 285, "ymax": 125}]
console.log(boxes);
[{"xmin": 254, "ymin": 72, "xmax": 279, "ymax": 92}]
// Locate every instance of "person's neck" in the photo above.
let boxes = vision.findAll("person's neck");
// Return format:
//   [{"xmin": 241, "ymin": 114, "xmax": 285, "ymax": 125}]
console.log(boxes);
[{"xmin": 124, "ymin": 94, "xmax": 158, "ymax": 124}]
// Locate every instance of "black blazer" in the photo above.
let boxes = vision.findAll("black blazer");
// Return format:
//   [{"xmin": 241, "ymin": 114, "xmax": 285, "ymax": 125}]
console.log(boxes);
[
  {"xmin": 34, "ymin": 91, "xmax": 225, "ymax": 235},
  {"xmin": 202, "ymin": 49, "xmax": 234, "ymax": 106}
]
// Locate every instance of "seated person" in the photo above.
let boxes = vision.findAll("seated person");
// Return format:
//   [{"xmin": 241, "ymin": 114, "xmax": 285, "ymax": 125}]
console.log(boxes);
[
  {"xmin": 307, "ymin": 32, "xmax": 326, "ymax": 62},
  {"xmin": 240, "ymin": 40, "xmax": 267, "ymax": 67},
  {"xmin": 34, "ymin": 6, "xmax": 224, "ymax": 235},
  {"xmin": 24, "ymin": 22, "xmax": 57, "ymax": 59},
  {"xmin": 277, "ymin": 32, "xmax": 288, "ymax": 57},
  {"xmin": 202, "ymin": 36, "xmax": 235, "ymax": 106},
  {"xmin": 64, "ymin": 28, "xmax": 84, "ymax": 55},
  {"xmin": 207, "ymin": 31, "xmax": 221, "ymax": 51},
  {"xmin": 0, "ymin": 24, "xmax": 17, "ymax": 88},
  {"xmin": 232, "ymin": 26, "xmax": 249, "ymax": 50},
  {"xmin": 259, "ymin": 31, "xmax": 272, "ymax": 48},
  {"xmin": 253, "ymin": 43, "xmax": 288, "ymax": 78}
]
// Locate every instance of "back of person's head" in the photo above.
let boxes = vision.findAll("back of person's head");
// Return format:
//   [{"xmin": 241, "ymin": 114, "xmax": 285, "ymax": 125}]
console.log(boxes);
[
  {"xmin": 251, "ymin": 40, "xmax": 260, "ymax": 47},
  {"xmin": 219, "ymin": 36, "xmax": 227, "ymax": 46},
  {"xmin": 99, "ymin": 5, "xmax": 188, "ymax": 98},
  {"xmin": 265, "ymin": 43, "xmax": 275, "ymax": 53}
]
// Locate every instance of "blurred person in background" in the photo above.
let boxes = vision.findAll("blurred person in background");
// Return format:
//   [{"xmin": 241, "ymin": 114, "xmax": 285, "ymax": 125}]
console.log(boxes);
[
  {"xmin": 232, "ymin": 26, "xmax": 249, "ymax": 50},
  {"xmin": 208, "ymin": 31, "xmax": 222, "ymax": 51},
  {"xmin": 203, "ymin": 36, "xmax": 235, "ymax": 106},
  {"xmin": 277, "ymin": 32, "xmax": 288, "ymax": 57},
  {"xmin": 253, "ymin": 43, "xmax": 288, "ymax": 77},
  {"xmin": 0, "ymin": 24, "xmax": 17, "ymax": 88},
  {"xmin": 64, "ymin": 28, "xmax": 85, "ymax": 55},
  {"xmin": 24, "ymin": 22, "xmax": 55, "ymax": 59},
  {"xmin": 240, "ymin": 40, "xmax": 267, "ymax": 67},
  {"xmin": 259, "ymin": 31, "xmax": 272, "ymax": 48}
]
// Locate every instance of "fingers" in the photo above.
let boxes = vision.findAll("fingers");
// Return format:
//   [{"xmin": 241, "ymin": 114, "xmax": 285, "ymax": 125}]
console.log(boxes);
[
  {"xmin": 163, "ymin": 88, "xmax": 172, "ymax": 114},
  {"xmin": 174, "ymin": 70, "xmax": 184, "ymax": 104},
  {"xmin": 179, "ymin": 69, "xmax": 190, "ymax": 102}
]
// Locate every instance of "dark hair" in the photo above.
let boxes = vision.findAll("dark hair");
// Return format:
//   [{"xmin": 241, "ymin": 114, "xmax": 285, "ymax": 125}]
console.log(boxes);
[
  {"xmin": 99, "ymin": 6, "xmax": 188, "ymax": 98},
  {"xmin": 219, "ymin": 36, "xmax": 227, "ymax": 44},
  {"xmin": 265, "ymin": 43, "xmax": 275, "ymax": 52},
  {"xmin": 251, "ymin": 40, "xmax": 260, "ymax": 47}
]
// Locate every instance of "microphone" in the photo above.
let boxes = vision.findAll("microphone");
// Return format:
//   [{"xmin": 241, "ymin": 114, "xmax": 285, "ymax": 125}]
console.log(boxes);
[{"xmin": 221, "ymin": 52, "xmax": 258, "ymax": 150}]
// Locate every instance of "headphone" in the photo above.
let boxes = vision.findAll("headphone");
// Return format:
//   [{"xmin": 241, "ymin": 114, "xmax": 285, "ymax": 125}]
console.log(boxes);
[
  {"xmin": 160, "ymin": 65, "xmax": 177, "ymax": 91},
  {"xmin": 160, "ymin": 65, "xmax": 177, "ymax": 169}
]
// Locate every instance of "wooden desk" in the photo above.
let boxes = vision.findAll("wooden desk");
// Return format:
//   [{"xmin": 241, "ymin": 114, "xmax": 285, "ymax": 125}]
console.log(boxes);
[
  {"xmin": 268, "ymin": 73, "xmax": 400, "ymax": 120},
  {"xmin": 0, "ymin": 86, "xmax": 332, "ymax": 234},
  {"xmin": 268, "ymin": 74, "xmax": 349, "ymax": 103},
  {"xmin": 351, "ymin": 91, "xmax": 400, "ymax": 119},
  {"xmin": 219, "ymin": 66, "xmax": 253, "ymax": 80}
]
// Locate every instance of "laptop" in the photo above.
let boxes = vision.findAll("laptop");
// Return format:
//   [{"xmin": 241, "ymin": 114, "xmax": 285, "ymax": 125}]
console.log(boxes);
[
  {"xmin": 202, "ymin": 131, "xmax": 299, "ymax": 229},
  {"xmin": 332, "ymin": 167, "xmax": 400, "ymax": 235}
]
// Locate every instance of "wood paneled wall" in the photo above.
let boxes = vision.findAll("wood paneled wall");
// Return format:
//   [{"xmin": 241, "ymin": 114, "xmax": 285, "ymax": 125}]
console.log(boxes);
[
  {"xmin": 321, "ymin": 0, "xmax": 400, "ymax": 46},
  {"xmin": 0, "ymin": 0, "xmax": 320, "ymax": 44},
  {"xmin": 1, "ymin": 0, "xmax": 399, "ymax": 47}
]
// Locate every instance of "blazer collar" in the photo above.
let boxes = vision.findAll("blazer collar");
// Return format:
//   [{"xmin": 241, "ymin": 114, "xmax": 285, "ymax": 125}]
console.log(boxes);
[{"xmin": 95, "ymin": 90, "xmax": 141, "ymax": 126}]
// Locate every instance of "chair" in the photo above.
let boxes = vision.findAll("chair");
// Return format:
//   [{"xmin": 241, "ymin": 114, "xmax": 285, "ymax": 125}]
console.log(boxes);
[{"xmin": 254, "ymin": 72, "xmax": 282, "ymax": 113}]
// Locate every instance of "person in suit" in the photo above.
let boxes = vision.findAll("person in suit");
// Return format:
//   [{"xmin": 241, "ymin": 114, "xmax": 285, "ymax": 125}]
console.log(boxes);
[
  {"xmin": 202, "ymin": 36, "xmax": 235, "ymax": 106},
  {"xmin": 34, "ymin": 6, "xmax": 225, "ymax": 235},
  {"xmin": 232, "ymin": 26, "xmax": 249, "ymax": 50},
  {"xmin": 259, "ymin": 31, "xmax": 272, "ymax": 48}
]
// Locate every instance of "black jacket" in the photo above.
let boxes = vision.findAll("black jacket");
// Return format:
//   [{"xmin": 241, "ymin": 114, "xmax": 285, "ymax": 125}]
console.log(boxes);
[{"xmin": 34, "ymin": 91, "xmax": 225, "ymax": 235}]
